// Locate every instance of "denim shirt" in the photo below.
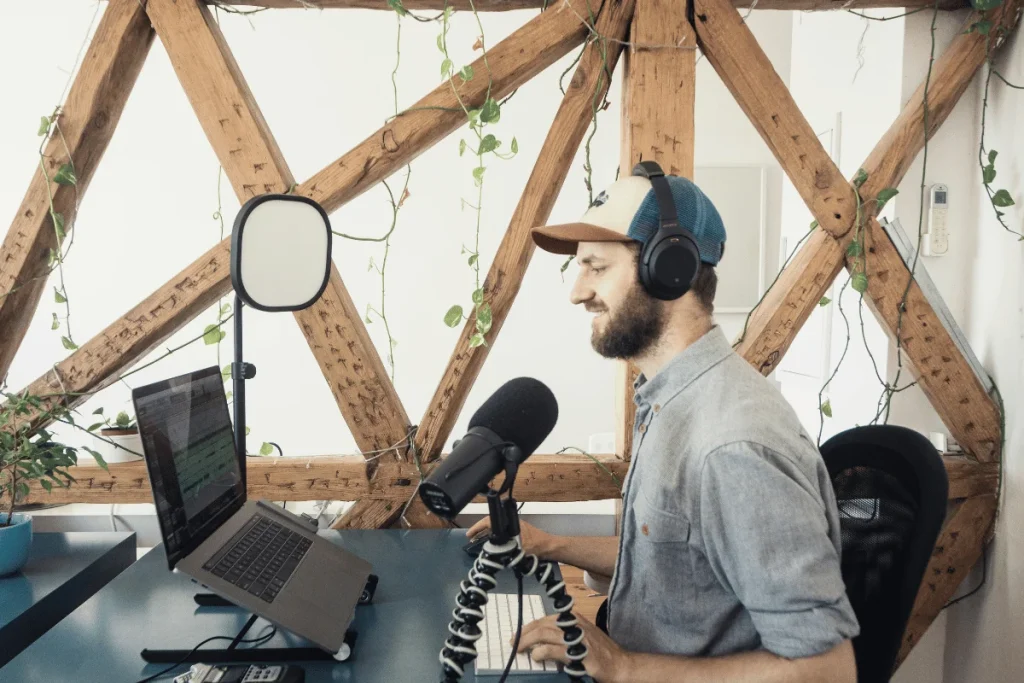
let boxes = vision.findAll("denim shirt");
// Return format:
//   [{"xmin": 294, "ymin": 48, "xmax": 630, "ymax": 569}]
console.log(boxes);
[{"xmin": 606, "ymin": 326, "xmax": 860, "ymax": 659}]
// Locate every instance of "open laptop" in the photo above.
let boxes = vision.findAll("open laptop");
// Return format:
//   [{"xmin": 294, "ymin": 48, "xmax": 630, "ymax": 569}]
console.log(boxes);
[{"xmin": 131, "ymin": 365, "xmax": 372, "ymax": 655}]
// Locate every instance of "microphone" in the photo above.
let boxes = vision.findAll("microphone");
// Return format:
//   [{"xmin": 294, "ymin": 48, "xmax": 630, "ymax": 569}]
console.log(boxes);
[{"xmin": 418, "ymin": 377, "xmax": 558, "ymax": 520}]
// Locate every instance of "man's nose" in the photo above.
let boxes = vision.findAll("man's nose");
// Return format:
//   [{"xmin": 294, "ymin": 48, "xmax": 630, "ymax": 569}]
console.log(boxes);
[{"xmin": 569, "ymin": 273, "xmax": 593, "ymax": 306}]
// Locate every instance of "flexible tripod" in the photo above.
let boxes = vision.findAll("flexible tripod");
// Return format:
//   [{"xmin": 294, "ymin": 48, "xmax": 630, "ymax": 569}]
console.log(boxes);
[{"xmin": 437, "ymin": 473, "xmax": 589, "ymax": 682}]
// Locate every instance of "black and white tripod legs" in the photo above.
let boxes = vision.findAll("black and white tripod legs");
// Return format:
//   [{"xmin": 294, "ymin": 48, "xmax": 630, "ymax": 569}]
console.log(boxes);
[{"xmin": 439, "ymin": 538, "xmax": 588, "ymax": 682}]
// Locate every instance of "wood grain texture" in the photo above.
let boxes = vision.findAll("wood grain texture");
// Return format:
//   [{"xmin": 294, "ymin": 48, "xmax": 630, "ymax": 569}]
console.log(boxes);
[
  {"xmin": 300, "ymin": 0, "xmax": 595, "ymax": 215},
  {"xmin": 0, "ymin": 0, "xmax": 153, "ymax": 383},
  {"xmin": 616, "ymin": 0, "xmax": 696, "ymax": 462},
  {"xmin": 732, "ymin": 0, "xmax": 1022, "ymax": 377},
  {"xmin": 898, "ymin": 495, "xmax": 997, "ymax": 665},
  {"xmin": 149, "ymin": 0, "xmax": 413, "ymax": 458},
  {"xmin": 856, "ymin": 219, "xmax": 1001, "ymax": 462},
  {"xmin": 693, "ymin": 0, "xmax": 855, "ymax": 239},
  {"xmin": 213, "ymin": 0, "xmax": 969, "ymax": 10},
  {"xmin": 413, "ymin": 0, "xmax": 633, "ymax": 466},
  {"xmin": 21, "ymin": 453, "xmax": 627, "ymax": 505},
  {"xmin": 943, "ymin": 456, "xmax": 999, "ymax": 499}
]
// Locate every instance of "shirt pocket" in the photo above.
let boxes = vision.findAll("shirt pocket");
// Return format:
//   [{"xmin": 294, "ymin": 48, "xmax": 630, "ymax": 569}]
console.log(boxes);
[{"xmin": 629, "ymin": 489, "xmax": 696, "ymax": 626}]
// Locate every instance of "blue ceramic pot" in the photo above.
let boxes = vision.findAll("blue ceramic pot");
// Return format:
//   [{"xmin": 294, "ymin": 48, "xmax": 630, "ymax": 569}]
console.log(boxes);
[{"xmin": 0, "ymin": 513, "xmax": 32, "ymax": 577}]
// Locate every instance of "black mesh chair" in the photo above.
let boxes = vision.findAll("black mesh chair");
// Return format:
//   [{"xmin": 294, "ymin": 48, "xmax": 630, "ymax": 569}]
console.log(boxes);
[{"xmin": 820, "ymin": 424, "xmax": 949, "ymax": 682}]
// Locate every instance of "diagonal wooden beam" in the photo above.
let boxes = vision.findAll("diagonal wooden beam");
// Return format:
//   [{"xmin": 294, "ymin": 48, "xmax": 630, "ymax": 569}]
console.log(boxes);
[
  {"xmin": 898, "ymin": 495, "xmax": 996, "ymax": 665},
  {"xmin": 615, "ymin": 0, "xmax": 697, "ymax": 465},
  {"xmin": 214, "ymin": 0, "xmax": 971, "ymax": 11},
  {"xmin": 5, "ymin": 0, "xmax": 593, "ymax": 439},
  {"xmin": 0, "ymin": 0, "xmax": 153, "ymax": 384},
  {"xmin": 148, "ymin": 0, "xmax": 411, "ymax": 456},
  {"xmin": 412, "ymin": 0, "xmax": 629, "ymax": 466},
  {"xmin": 340, "ymin": 0, "xmax": 633, "ymax": 531},
  {"xmin": 731, "ymin": 0, "xmax": 1022, "ymax": 377}
]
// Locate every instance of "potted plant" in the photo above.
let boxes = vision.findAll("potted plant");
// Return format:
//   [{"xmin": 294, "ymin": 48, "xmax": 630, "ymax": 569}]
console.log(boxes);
[
  {"xmin": 89, "ymin": 408, "xmax": 143, "ymax": 464},
  {"xmin": 1, "ymin": 392, "xmax": 108, "ymax": 576}
]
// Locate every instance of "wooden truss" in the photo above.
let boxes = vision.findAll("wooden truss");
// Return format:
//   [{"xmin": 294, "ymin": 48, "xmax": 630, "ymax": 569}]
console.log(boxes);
[{"xmin": 2, "ymin": 0, "xmax": 1017, "ymax": 666}]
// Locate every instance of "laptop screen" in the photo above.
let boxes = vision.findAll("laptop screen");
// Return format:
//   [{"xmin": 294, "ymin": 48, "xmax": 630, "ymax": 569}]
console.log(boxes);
[{"xmin": 133, "ymin": 366, "xmax": 245, "ymax": 569}]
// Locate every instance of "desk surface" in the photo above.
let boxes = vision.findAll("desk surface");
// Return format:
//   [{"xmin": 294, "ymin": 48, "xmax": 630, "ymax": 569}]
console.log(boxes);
[
  {"xmin": 2, "ymin": 529, "xmax": 575, "ymax": 682},
  {"xmin": 0, "ymin": 531, "xmax": 136, "ymax": 668}
]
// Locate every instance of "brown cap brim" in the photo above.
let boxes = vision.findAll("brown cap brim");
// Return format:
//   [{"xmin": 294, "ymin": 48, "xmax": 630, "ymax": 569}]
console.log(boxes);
[{"xmin": 530, "ymin": 223, "xmax": 635, "ymax": 255}]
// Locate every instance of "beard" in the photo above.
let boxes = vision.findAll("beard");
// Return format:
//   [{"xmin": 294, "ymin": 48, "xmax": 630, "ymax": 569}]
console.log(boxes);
[{"xmin": 590, "ymin": 281, "xmax": 667, "ymax": 360}]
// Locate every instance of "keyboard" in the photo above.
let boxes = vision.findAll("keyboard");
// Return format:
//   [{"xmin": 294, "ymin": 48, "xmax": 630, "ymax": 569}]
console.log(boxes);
[
  {"xmin": 203, "ymin": 514, "xmax": 312, "ymax": 604},
  {"xmin": 475, "ymin": 593, "xmax": 558, "ymax": 676}
]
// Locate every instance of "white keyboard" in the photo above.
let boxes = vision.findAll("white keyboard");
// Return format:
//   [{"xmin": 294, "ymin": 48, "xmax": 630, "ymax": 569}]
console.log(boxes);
[{"xmin": 475, "ymin": 593, "xmax": 559, "ymax": 676}]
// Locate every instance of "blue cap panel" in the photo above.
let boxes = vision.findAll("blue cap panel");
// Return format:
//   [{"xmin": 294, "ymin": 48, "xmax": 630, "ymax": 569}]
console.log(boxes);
[{"xmin": 626, "ymin": 176, "xmax": 726, "ymax": 265}]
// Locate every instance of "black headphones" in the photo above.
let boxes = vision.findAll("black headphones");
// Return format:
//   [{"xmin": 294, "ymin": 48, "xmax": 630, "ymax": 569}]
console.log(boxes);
[{"xmin": 632, "ymin": 161, "xmax": 702, "ymax": 301}]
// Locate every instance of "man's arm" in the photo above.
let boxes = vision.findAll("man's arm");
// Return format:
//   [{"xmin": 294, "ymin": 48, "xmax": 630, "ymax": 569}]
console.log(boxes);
[
  {"xmin": 465, "ymin": 519, "xmax": 619, "ymax": 576},
  {"xmin": 615, "ymin": 639, "xmax": 856, "ymax": 683}
]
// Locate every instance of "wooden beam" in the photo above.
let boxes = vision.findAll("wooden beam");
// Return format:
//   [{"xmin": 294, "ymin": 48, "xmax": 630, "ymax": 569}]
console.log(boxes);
[
  {"xmin": 0, "ymin": 0, "xmax": 153, "ymax": 384},
  {"xmin": 210, "ymin": 0, "xmax": 970, "ymax": 11},
  {"xmin": 148, "ymin": 0, "xmax": 413, "ymax": 457},
  {"xmin": 732, "ymin": 1, "xmax": 1022, "ymax": 376},
  {"xmin": 300, "ymin": 0, "xmax": 597, "ymax": 215},
  {"xmin": 692, "ymin": 0, "xmax": 856, "ymax": 240},
  {"xmin": 20, "ymin": 453, "xmax": 628, "ymax": 505},
  {"xmin": 898, "ymin": 495, "xmax": 996, "ymax": 665},
  {"xmin": 943, "ymin": 456, "xmax": 999, "ymax": 499},
  {"xmin": 616, "ymin": 0, "xmax": 696, "ymax": 463},
  {"xmin": 413, "ymin": 0, "xmax": 633, "ymax": 466}
]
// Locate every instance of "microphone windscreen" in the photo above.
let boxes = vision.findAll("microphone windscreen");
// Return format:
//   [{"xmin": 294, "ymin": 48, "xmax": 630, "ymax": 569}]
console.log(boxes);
[{"xmin": 468, "ymin": 377, "xmax": 558, "ymax": 456}]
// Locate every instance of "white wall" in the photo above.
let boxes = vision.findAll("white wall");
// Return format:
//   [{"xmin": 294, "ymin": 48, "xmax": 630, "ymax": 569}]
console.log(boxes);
[
  {"xmin": 0, "ymin": 3, "xmax": 792, "ymax": 518},
  {"xmin": 889, "ymin": 7, "xmax": 1024, "ymax": 683}
]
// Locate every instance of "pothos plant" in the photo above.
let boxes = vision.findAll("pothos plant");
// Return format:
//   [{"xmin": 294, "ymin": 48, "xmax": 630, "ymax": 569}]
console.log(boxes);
[{"xmin": 0, "ymin": 391, "xmax": 107, "ymax": 528}]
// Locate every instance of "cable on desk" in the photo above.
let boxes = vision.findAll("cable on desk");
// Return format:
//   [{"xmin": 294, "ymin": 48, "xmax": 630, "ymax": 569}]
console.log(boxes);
[
  {"xmin": 497, "ymin": 573, "xmax": 525, "ymax": 683},
  {"xmin": 133, "ymin": 625, "xmax": 277, "ymax": 682}
]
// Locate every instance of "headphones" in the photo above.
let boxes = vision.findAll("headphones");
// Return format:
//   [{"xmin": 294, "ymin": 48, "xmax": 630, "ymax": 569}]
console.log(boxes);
[{"xmin": 632, "ymin": 161, "xmax": 703, "ymax": 301}]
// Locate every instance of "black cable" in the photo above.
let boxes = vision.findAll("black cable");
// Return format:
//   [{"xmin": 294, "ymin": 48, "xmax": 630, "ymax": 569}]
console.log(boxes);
[
  {"xmin": 133, "ymin": 626, "xmax": 277, "ymax": 683},
  {"xmin": 943, "ymin": 544, "xmax": 988, "ymax": 610},
  {"xmin": 497, "ymin": 572, "xmax": 525, "ymax": 683}
]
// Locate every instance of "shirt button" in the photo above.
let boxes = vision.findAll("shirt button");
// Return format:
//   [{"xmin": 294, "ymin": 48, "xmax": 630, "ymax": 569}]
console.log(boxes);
[
  {"xmin": 638, "ymin": 424, "xmax": 647, "ymax": 434},
  {"xmin": 653, "ymin": 404, "xmax": 661, "ymax": 413}
]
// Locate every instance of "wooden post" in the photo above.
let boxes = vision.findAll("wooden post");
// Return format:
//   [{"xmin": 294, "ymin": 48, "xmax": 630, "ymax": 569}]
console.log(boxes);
[
  {"xmin": 616, "ymin": 0, "xmax": 697, "ymax": 465},
  {"xmin": 340, "ymin": 0, "xmax": 636, "ymax": 530},
  {"xmin": 0, "ymin": 0, "xmax": 153, "ymax": 384},
  {"xmin": 212, "ymin": 0, "xmax": 971, "ymax": 10}
]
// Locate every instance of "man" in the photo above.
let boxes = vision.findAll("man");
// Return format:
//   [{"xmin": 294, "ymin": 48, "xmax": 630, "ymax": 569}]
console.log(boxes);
[{"xmin": 467, "ymin": 168, "xmax": 860, "ymax": 682}]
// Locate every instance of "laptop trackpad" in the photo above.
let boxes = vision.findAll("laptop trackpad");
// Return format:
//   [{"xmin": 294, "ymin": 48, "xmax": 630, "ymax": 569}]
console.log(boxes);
[{"xmin": 279, "ymin": 547, "xmax": 364, "ymax": 644}]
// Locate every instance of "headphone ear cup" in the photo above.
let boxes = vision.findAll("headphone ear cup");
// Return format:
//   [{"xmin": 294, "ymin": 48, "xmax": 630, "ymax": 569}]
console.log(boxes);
[{"xmin": 640, "ymin": 232, "xmax": 701, "ymax": 300}]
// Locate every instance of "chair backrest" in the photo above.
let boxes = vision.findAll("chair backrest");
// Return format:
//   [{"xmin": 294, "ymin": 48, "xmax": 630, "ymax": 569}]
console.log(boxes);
[{"xmin": 819, "ymin": 425, "xmax": 949, "ymax": 683}]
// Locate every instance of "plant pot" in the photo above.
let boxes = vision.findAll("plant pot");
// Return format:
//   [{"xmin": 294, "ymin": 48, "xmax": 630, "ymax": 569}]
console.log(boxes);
[
  {"xmin": 0, "ymin": 513, "xmax": 32, "ymax": 577},
  {"xmin": 94, "ymin": 428, "xmax": 144, "ymax": 464}
]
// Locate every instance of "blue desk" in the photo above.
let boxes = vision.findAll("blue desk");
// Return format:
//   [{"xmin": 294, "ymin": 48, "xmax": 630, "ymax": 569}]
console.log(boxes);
[
  {"xmin": 0, "ymin": 531, "xmax": 136, "ymax": 668},
  {"xmin": 1, "ymin": 529, "xmax": 574, "ymax": 682}
]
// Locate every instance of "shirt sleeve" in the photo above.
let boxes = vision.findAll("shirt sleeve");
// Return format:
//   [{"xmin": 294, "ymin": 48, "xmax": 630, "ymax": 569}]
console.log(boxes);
[{"xmin": 697, "ymin": 442, "xmax": 860, "ymax": 659}]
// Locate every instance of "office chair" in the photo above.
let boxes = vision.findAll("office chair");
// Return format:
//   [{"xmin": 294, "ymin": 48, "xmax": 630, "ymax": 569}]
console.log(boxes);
[{"xmin": 820, "ymin": 424, "xmax": 949, "ymax": 683}]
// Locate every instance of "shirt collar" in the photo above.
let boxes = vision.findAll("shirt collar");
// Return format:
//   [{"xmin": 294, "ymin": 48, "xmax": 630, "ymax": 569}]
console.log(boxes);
[{"xmin": 632, "ymin": 325, "xmax": 733, "ymax": 407}]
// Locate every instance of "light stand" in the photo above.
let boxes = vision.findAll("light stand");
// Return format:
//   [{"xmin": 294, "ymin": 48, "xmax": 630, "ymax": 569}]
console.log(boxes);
[{"xmin": 436, "ymin": 449, "xmax": 589, "ymax": 682}]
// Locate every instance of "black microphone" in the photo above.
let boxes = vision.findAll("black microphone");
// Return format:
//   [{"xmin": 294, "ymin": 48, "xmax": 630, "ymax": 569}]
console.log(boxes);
[{"xmin": 418, "ymin": 377, "xmax": 558, "ymax": 519}]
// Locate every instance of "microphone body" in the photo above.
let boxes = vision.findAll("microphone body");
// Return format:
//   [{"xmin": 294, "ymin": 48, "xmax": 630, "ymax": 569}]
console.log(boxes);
[{"xmin": 419, "ymin": 427, "xmax": 506, "ymax": 518}]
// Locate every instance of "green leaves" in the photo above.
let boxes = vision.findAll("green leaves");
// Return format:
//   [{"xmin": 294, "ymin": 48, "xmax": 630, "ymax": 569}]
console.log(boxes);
[
  {"xmin": 444, "ymin": 305, "xmax": 463, "ymax": 328},
  {"xmin": 468, "ymin": 254, "xmax": 478, "ymax": 267},
  {"xmin": 53, "ymin": 163, "xmax": 76, "ymax": 186},
  {"xmin": 115, "ymin": 411, "xmax": 131, "ymax": 428},
  {"xmin": 818, "ymin": 296, "xmax": 831, "ymax": 307},
  {"xmin": 387, "ymin": 0, "xmax": 408, "ymax": 15},
  {"xmin": 480, "ymin": 98, "xmax": 501, "ymax": 124},
  {"xmin": 220, "ymin": 302, "xmax": 232, "ymax": 318},
  {"xmin": 51, "ymin": 313, "xmax": 59, "ymax": 330},
  {"xmin": 820, "ymin": 400, "xmax": 833, "ymax": 418},
  {"xmin": 459, "ymin": 139, "xmax": 467, "ymax": 157},
  {"xmin": 852, "ymin": 273, "xmax": 869, "ymax": 294},
  {"xmin": 436, "ymin": 34, "xmax": 445, "ymax": 53},
  {"xmin": 441, "ymin": 58, "xmax": 453, "ymax": 79},
  {"xmin": 479, "ymin": 134, "xmax": 499, "ymax": 154},
  {"xmin": 60, "ymin": 336, "xmax": 77, "ymax": 350},
  {"xmin": 989, "ymin": 149, "xmax": 998, "ymax": 164},
  {"xmin": 510, "ymin": 137, "xmax": 518, "ymax": 154},
  {"xmin": 992, "ymin": 189, "xmax": 1015, "ymax": 207},
  {"xmin": 203, "ymin": 323, "xmax": 226, "ymax": 345},
  {"xmin": 40, "ymin": 479, "xmax": 52, "ymax": 493},
  {"xmin": 222, "ymin": 364, "xmax": 232, "ymax": 381},
  {"xmin": 875, "ymin": 187, "xmax": 898, "ymax": 211},
  {"xmin": 459, "ymin": 65, "xmax": 474, "ymax": 82},
  {"xmin": 983, "ymin": 164, "xmax": 996, "ymax": 184},
  {"xmin": 259, "ymin": 442, "xmax": 274, "ymax": 456},
  {"xmin": 969, "ymin": 18, "xmax": 993, "ymax": 35},
  {"xmin": 846, "ymin": 240, "xmax": 863, "ymax": 258},
  {"xmin": 971, "ymin": 0, "xmax": 1002, "ymax": 11},
  {"xmin": 809, "ymin": 220, "xmax": 819, "ymax": 232},
  {"xmin": 472, "ymin": 166, "xmax": 485, "ymax": 186},
  {"xmin": 52, "ymin": 213, "xmax": 65, "ymax": 242},
  {"xmin": 475, "ymin": 303, "xmax": 492, "ymax": 335},
  {"xmin": 469, "ymin": 333, "xmax": 486, "ymax": 348},
  {"xmin": 83, "ymin": 446, "xmax": 107, "ymax": 470},
  {"xmin": 852, "ymin": 168, "xmax": 868, "ymax": 189},
  {"xmin": 471, "ymin": 288, "xmax": 484, "ymax": 305},
  {"xmin": 38, "ymin": 116, "xmax": 51, "ymax": 137}
]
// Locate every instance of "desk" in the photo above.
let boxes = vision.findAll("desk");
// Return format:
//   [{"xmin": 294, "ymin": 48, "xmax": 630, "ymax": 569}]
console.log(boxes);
[
  {"xmin": 1, "ymin": 529, "xmax": 575, "ymax": 682},
  {"xmin": 0, "ymin": 531, "xmax": 136, "ymax": 668}
]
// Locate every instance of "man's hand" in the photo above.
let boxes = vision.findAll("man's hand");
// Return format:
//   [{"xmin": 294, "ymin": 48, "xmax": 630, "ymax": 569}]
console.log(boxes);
[
  {"xmin": 515, "ymin": 613, "xmax": 629, "ymax": 683},
  {"xmin": 465, "ymin": 518, "xmax": 557, "ymax": 559}
]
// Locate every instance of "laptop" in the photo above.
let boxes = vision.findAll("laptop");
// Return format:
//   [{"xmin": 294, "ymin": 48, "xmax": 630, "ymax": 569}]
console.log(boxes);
[{"xmin": 131, "ymin": 365, "xmax": 372, "ymax": 654}]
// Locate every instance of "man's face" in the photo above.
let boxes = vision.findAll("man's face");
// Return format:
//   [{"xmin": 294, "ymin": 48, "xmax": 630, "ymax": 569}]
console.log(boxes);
[{"xmin": 569, "ymin": 242, "xmax": 666, "ymax": 360}]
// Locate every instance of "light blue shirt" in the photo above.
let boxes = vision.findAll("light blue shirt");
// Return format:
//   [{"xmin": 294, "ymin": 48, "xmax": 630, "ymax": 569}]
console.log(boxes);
[{"xmin": 606, "ymin": 325, "xmax": 860, "ymax": 659}]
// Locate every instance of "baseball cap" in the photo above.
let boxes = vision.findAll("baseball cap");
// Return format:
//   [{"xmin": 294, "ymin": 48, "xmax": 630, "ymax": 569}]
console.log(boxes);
[{"xmin": 531, "ymin": 174, "xmax": 726, "ymax": 265}]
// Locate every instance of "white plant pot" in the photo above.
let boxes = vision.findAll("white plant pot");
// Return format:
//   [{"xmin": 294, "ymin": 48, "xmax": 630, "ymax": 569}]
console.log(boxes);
[{"xmin": 92, "ymin": 430, "xmax": 144, "ymax": 464}]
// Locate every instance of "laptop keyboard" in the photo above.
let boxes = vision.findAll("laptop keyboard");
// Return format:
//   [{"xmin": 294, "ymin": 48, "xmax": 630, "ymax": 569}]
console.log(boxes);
[{"xmin": 203, "ymin": 514, "xmax": 312, "ymax": 603}]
